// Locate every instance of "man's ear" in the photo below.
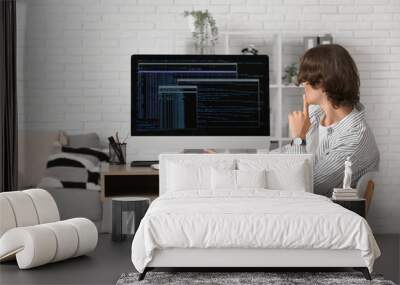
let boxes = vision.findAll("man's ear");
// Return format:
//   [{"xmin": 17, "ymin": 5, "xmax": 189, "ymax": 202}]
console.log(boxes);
[
  {"xmin": 320, "ymin": 90, "xmax": 331, "ymax": 105},
  {"xmin": 325, "ymin": 94, "xmax": 341, "ymax": 110}
]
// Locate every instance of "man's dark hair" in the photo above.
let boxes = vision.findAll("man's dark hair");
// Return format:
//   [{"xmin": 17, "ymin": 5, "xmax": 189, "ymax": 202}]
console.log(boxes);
[{"xmin": 297, "ymin": 44, "xmax": 360, "ymax": 108}]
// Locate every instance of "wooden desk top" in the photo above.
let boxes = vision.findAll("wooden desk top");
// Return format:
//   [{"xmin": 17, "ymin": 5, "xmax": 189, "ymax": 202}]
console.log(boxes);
[{"xmin": 101, "ymin": 164, "xmax": 159, "ymax": 176}]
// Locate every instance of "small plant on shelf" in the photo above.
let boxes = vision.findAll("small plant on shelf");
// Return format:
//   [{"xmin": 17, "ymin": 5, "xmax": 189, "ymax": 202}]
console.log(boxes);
[
  {"xmin": 283, "ymin": 63, "xmax": 298, "ymax": 85},
  {"xmin": 184, "ymin": 10, "xmax": 218, "ymax": 54}
]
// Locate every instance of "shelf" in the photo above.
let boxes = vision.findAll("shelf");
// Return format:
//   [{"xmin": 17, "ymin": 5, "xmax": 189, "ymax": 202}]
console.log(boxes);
[
  {"xmin": 220, "ymin": 31, "xmax": 274, "ymax": 36},
  {"xmin": 282, "ymin": 84, "xmax": 303, "ymax": 89},
  {"xmin": 269, "ymin": 84, "xmax": 303, "ymax": 89},
  {"xmin": 221, "ymin": 33, "xmax": 299, "ymax": 148}
]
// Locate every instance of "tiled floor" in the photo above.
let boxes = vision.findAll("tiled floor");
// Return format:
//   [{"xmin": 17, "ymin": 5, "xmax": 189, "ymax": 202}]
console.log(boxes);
[{"xmin": 0, "ymin": 234, "xmax": 398, "ymax": 285}]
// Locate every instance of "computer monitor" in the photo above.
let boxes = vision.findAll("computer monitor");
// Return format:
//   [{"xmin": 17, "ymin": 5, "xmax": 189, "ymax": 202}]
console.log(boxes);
[{"xmin": 131, "ymin": 54, "xmax": 269, "ymax": 136}]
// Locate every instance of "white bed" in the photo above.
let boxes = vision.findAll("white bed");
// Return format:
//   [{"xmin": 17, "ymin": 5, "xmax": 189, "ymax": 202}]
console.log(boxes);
[{"xmin": 131, "ymin": 154, "xmax": 380, "ymax": 280}]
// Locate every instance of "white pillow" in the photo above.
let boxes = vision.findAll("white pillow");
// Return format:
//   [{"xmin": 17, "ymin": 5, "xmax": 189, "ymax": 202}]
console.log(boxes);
[
  {"xmin": 211, "ymin": 169, "xmax": 267, "ymax": 191},
  {"xmin": 236, "ymin": 169, "xmax": 267, "ymax": 189},
  {"xmin": 238, "ymin": 158, "xmax": 309, "ymax": 192},
  {"xmin": 211, "ymin": 168, "xmax": 236, "ymax": 190},
  {"xmin": 167, "ymin": 162, "xmax": 210, "ymax": 191},
  {"xmin": 166, "ymin": 159, "xmax": 235, "ymax": 192},
  {"xmin": 267, "ymin": 161, "xmax": 307, "ymax": 192}
]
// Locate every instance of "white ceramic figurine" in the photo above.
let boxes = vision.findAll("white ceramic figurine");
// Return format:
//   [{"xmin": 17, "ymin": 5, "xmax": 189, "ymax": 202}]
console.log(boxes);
[{"xmin": 343, "ymin": 157, "xmax": 352, "ymax": 189}]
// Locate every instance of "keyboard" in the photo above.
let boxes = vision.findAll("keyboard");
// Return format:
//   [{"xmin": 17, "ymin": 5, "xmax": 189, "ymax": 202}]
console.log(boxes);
[{"xmin": 130, "ymin": 160, "xmax": 159, "ymax": 167}]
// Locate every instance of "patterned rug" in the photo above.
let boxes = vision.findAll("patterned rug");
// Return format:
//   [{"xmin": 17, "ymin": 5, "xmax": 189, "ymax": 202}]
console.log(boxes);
[{"xmin": 116, "ymin": 271, "xmax": 396, "ymax": 285}]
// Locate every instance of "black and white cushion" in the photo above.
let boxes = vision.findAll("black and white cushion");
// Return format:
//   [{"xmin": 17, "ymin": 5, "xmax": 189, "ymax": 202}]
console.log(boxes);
[{"xmin": 39, "ymin": 146, "xmax": 108, "ymax": 191}]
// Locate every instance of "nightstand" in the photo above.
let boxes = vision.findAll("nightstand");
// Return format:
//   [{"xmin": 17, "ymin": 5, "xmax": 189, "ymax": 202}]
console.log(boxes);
[{"xmin": 332, "ymin": 198, "xmax": 366, "ymax": 218}]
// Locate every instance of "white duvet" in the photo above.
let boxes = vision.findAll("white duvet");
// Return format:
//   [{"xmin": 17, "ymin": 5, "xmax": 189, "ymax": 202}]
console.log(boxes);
[{"xmin": 131, "ymin": 190, "xmax": 380, "ymax": 273}]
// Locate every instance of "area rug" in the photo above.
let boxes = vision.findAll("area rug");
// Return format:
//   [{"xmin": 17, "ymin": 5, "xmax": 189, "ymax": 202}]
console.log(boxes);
[{"xmin": 116, "ymin": 271, "xmax": 396, "ymax": 285}]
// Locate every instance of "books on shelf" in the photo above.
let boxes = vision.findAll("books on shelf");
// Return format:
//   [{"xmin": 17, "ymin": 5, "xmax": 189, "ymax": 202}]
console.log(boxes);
[{"xmin": 332, "ymin": 188, "xmax": 359, "ymax": 200}]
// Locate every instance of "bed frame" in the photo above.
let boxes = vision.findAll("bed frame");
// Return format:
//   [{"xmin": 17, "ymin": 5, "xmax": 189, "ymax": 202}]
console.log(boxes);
[
  {"xmin": 139, "ymin": 249, "xmax": 371, "ymax": 280},
  {"xmin": 137, "ymin": 154, "xmax": 372, "ymax": 281}
]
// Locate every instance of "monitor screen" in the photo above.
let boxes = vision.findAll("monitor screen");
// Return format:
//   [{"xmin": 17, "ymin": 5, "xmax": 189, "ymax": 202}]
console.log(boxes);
[{"xmin": 131, "ymin": 54, "xmax": 269, "ymax": 136}]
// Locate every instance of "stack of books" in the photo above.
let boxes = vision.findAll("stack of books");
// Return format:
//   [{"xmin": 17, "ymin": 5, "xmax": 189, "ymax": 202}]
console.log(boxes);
[{"xmin": 332, "ymin": 188, "xmax": 359, "ymax": 200}]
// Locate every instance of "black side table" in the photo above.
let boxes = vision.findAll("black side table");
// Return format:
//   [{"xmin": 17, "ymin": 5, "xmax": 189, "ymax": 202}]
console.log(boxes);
[
  {"xmin": 112, "ymin": 197, "xmax": 150, "ymax": 242},
  {"xmin": 332, "ymin": 198, "xmax": 366, "ymax": 218}
]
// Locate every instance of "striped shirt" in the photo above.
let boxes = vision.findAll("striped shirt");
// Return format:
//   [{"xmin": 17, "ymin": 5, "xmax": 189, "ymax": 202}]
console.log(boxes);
[{"xmin": 274, "ymin": 103, "xmax": 380, "ymax": 196}]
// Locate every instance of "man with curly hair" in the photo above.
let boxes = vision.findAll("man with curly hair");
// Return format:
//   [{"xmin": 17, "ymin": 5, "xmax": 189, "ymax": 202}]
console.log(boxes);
[{"xmin": 278, "ymin": 44, "xmax": 379, "ymax": 197}]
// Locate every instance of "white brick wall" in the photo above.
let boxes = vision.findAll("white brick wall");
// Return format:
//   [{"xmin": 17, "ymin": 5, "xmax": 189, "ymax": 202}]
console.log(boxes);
[{"xmin": 16, "ymin": 0, "xmax": 400, "ymax": 233}]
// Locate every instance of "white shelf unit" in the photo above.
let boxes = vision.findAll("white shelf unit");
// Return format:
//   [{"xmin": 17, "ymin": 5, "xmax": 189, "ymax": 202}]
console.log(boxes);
[{"xmin": 220, "ymin": 32, "xmax": 303, "ymax": 148}]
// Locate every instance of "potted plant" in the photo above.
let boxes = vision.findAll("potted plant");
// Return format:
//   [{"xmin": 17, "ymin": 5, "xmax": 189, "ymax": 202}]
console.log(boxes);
[
  {"xmin": 184, "ymin": 10, "xmax": 218, "ymax": 54},
  {"xmin": 283, "ymin": 63, "xmax": 298, "ymax": 85}
]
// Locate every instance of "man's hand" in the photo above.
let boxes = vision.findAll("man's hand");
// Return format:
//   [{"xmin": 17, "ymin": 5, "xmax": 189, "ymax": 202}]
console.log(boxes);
[{"xmin": 288, "ymin": 94, "xmax": 311, "ymax": 139}]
